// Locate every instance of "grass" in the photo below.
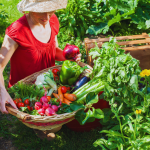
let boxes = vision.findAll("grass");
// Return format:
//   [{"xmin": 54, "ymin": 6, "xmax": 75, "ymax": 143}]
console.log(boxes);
[{"xmin": 0, "ymin": 113, "xmax": 102, "ymax": 150}]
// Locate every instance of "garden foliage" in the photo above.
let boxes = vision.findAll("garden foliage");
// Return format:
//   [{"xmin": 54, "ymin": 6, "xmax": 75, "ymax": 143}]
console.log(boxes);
[{"xmin": 90, "ymin": 39, "xmax": 150, "ymax": 149}]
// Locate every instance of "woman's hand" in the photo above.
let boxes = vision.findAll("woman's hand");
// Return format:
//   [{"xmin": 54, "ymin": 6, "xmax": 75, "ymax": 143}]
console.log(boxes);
[
  {"xmin": 74, "ymin": 53, "xmax": 82, "ymax": 62},
  {"xmin": 0, "ymin": 86, "xmax": 18, "ymax": 114}
]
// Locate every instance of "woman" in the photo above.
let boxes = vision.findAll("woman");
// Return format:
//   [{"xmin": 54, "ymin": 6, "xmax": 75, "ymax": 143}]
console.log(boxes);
[{"xmin": 0, "ymin": 0, "xmax": 81, "ymax": 140}]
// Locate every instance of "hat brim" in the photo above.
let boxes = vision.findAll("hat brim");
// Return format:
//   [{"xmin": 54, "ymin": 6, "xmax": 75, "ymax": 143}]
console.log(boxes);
[{"xmin": 17, "ymin": 0, "xmax": 67, "ymax": 13}]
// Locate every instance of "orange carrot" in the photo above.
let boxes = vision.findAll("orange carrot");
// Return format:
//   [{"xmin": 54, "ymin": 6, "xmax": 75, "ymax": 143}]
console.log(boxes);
[
  {"xmin": 53, "ymin": 93, "xmax": 60, "ymax": 101},
  {"xmin": 64, "ymin": 93, "xmax": 77, "ymax": 101},
  {"xmin": 58, "ymin": 86, "xmax": 64, "ymax": 102},
  {"xmin": 63, "ymin": 98, "xmax": 72, "ymax": 105}
]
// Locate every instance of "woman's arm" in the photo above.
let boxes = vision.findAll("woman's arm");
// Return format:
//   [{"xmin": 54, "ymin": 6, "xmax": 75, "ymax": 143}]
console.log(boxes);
[
  {"xmin": 0, "ymin": 34, "xmax": 18, "ymax": 114},
  {"xmin": 55, "ymin": 36, "xmax": 66, "ymax": 61}
]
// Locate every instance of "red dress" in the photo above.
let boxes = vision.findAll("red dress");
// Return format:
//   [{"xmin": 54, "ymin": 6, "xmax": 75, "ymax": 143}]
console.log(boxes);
[{"xmin": 6, "ymin": 14, "xmax": 59, "ymax": 87}]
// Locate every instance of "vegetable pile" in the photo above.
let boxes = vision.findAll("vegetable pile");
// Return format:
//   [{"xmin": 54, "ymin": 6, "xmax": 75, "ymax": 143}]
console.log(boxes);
[{"xmin": 8, "ymin": 60, "xmax": 104, "ymax": 124}]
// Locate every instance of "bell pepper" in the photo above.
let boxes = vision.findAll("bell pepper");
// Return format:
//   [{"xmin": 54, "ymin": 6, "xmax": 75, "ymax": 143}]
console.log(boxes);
[{"xmin": 60, "ymin": 60, "xmax": 83, "ymax": 86}]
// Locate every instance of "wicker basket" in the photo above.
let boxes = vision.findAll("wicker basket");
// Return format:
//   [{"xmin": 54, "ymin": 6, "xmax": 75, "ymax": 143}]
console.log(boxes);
[{"xmin": 6, "ymin": 62, "xmax": 92, "ymax": 131}]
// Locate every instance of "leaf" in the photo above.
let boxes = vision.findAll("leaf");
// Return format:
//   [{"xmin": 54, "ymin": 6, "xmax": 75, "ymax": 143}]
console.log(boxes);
[
  {"xmin": 86, "ymin": 92, "xmax": 99, "ymax": 105},
  {"xmin": 129, "ymin": 75, "xmax": 138, "ymax": 90},
  {"xmin": 75, "ymin": 109, "xmax": 86, "ymax": 125},
  {"xmin": 70, "ymin": 102, "xmax": 85, "ymax": 111}
]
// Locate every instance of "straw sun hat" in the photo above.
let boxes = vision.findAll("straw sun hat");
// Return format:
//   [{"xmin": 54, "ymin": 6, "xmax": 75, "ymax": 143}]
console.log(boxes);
[{"xmin": 17, "ymin": 0, "xmax": 68, "ymax": 14}]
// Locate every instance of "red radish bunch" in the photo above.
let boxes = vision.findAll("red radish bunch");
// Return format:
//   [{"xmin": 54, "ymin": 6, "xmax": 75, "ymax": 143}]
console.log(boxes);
[
  {"xmin": 63, "ymin": 43, "xmax": 80, "ymax": 60},
  {"xmin": 34, "ymin": 95, "xmax": 61, "ymax": 116}
]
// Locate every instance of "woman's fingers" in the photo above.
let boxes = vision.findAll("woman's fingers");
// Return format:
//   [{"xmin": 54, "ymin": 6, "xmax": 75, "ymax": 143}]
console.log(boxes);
[
  {"xmin": 75, "ymin": 53, "xmax": 82, "ymax": 62},
  {"xmin": 9, "ymin": 99, "xmax": 18, "ymax": 110},
  {"xmin": 0, "ymin": 100, "xmax": 8, "ymax": 114}
]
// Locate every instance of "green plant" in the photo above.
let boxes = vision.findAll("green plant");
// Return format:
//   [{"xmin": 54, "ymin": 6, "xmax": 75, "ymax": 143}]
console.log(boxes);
[
  {"xmin": 56, "ymin": 0, "xmax": 97, "ymax": 39},
  {"xmin": 87, "ymin": 0, "xmax": 150, "ymax": 36},
  {"xmin": 94, "ymin": 105, "xmax": 150, "ymax": 149}
]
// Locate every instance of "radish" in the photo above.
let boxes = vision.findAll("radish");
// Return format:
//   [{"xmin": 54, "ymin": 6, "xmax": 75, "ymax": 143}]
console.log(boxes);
[
  {"xmin": 40, "ymin": 96, "xmax": 48, "ymax": 103},
  {"xmin": 38, "ymin": 108, "xmax": 45, "ymax": 116},
  {"xmin": 42, "ymin": 103, "xmax": 49, "ymax": 109},
  {"xmin": 45, "ymin": 107, "xmax": 56, "ymax": 116},
  {"xmin": 63, "ymin": 43, "xmax": 80, "ymax": 60},
  {"xmin": 51, "ymin": 105, "xmax": 60, "ymax": 112},
  {"xmin": 40, "ymin": 85, "xmax": 48, "ymax": 103},
  {"xmin": 35, "ymin": 102, "xmax": 42, "ymax": 110}
]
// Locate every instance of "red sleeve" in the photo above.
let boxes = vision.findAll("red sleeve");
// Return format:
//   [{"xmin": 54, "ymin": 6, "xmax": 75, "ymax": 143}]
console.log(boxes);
[
  {"xmin": 5, "ymin": 16, "xmax": 27, "ymax": 45},
  {"xmin": 5, "ymin": 22, "xmax": 19, "ymax": 43},
  {"xmin": 50, "ymin": 14, "xmax": 59, "ymax": 35}
]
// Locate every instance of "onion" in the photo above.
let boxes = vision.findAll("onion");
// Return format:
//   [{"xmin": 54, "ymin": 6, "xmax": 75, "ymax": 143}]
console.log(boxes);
[
  {"xmin": 63, "ymin": 43, "xmax": 80, "ymax": 60},
  {"xmin": 38, "ymin": 108, "xmax": 45, "ymax": 116},
  {"xmin": 45, "ymin": 107, "xmax": 56, "ymax": 116},
  {"xmin": 35, "ymin": 102, "xmax": 42, "ymax": 110}
]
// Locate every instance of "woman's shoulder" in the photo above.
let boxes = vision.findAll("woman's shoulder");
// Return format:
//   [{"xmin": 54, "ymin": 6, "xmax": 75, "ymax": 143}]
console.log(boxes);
[
  {"xmin": 50, "ymin": 14, "xmax": 59, "ymax": 35},
  {"xmin": 5, "ymin": 15, "xmax": 29, "ymax": 43},
  {"xmin": 6, "ymin": 15, "xmax": 28, "ymax": 33}
]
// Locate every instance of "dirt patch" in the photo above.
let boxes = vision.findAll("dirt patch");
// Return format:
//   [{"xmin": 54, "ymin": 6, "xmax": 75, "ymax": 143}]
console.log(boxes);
[{"xmin": 0, "ymin": 137, "xmax": 17, "ymax": 150}]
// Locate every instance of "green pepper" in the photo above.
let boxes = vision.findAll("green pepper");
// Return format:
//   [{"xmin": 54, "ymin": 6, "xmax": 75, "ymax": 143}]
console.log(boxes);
[{"xmin": 60, "ymin": 60, "xmax": 82, "ymax": 86}]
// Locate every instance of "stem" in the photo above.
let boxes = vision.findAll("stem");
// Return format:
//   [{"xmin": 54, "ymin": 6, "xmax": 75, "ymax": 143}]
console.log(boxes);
[{"xmin": 76, "ymin": 83, "xmax": 100, "ymax": 99}]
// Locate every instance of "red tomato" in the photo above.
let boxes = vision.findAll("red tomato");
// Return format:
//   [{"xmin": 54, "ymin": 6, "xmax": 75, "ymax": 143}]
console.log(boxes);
[
  {"xmin": 14, "ymin": 98, "xmax": 22, "ymax": 103},
  {"xmin": 52, "ymin": 68, "xmax": 60, "ymax": 75},
  {"xmin": 30, "ymin": 106, "xmax": 33, "ymax": 111},
  {"xmin": 53, "ymin": 74, "xmax": 59, "ymax": 81},
  {"xmin": 61, "ymin": 86, "xmax": 67, "ymax": 93},
  {"xmin": 17, "ymin": 102, "xmax": 24, "ymax": 109},
  {"xmin": 67, "ymin": 87, "xmax": 71, "ymax": 91},
  {"xmin": 24, "ymin": 99, "xmax": 30, "ymax": 105},
  {"xmin": 47, "ymin": 96, "xmax": 51, "ymax": 102},
  {"xmin": 27, "ymin": 106, "xmax": 31, "ymax": 111},
  {"xmin": 13, "ymin": 100, "xmax": 18, "ymax": 106}
]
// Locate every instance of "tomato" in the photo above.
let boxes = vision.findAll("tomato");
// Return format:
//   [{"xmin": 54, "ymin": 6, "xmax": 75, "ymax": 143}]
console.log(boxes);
[
  {"xmin": 67, "ymin": 87, "xmax": 71, "ymax": 91},
  {"xmin": 47, "ymin": 96, "xmax": 51, "ymax": 102},
  {"xmin": 17, "ymin": 102, "xmax": 24, "ymax": 109},
  {"xmin": 53, "ymin": 74, "xmax": 59, "ymax": 81},
  {"xmin": 24, "ymin": 99, "xmax": 30, "ymax": 105},
  {"xmin": 13, "ymin": 100, "xmax": 18, "ymax": 106},
  {"xmin": 61, "ymin": 86, "xmax": 67, "ymax": 93},
  {"xmin": 27, "ymin": 106, "xmax": 31, "ymax": 111},
  {"xmin": 52, "ymin": 68, "xmax": 60, "ymax": 75},
  {"xmin": 14, "ymin": 98, "xmax": 22, "ymax": 103},
  {"xmin": 30, "ymin": 106, "xmax": 33, "ymax": 111}
]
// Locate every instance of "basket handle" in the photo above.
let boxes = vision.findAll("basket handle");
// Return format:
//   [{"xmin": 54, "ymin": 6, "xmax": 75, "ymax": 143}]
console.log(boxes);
[{"xmin": 6, "ymin": 103, "xmax": 32, "ymax": 121}]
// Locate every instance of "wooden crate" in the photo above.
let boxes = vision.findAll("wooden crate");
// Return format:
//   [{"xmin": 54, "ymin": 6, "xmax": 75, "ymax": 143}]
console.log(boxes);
[{"xmin": 85, "ymin": 33, "xmax": 150, "ymax": 70}]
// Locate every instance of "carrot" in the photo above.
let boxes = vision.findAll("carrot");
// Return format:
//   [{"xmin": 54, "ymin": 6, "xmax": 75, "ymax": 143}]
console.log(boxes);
[
  {"xmin": 64, "ymin": 93, "xmax": 77, "ymax": 101},
  {"xmin": 63, "ymin": 98, "xmax": 72, "ymax": 105},
  {"xmin": 52, "ymin": 93, "xmax": 60, "ymax": 101},
  {"xmin": 58, "ymin": 86, "xmax": 64, "ymax": 102}
]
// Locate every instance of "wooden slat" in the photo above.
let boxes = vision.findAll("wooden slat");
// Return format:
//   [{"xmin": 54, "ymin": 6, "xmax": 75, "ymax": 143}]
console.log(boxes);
[
  {"xmin": 123, "ymin": 45, "xmax": 150, "ymax": 51},
  {"xmin": 116, "ymin": 38, "xmax": 150, "ymax": 46},
  {"xmin": 85, "ymin": 33, "xmax": 150, "ymax": 44}
]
